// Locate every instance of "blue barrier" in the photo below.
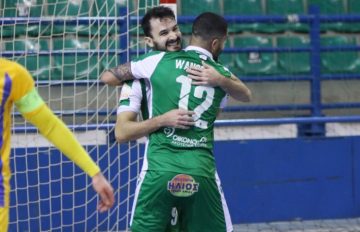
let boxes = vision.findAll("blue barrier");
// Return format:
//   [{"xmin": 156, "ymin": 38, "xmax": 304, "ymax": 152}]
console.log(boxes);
[
  {"xmin": 9, "ymin": 136, "xmax": 360, "ymax": 230},
  {"xmin": 11, "ymin": 115, "xmax": 360, "ymax": 133},
  {"xmin": 214, "ymin": 136, "xmax": 360, "ymax": 223},
  {"xmin": 9, "ymin": 143, "xmax": 143, "ymax": 231}
]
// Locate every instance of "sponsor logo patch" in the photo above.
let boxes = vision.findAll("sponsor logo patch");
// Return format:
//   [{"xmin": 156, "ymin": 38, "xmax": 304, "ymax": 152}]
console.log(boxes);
[
  {"xmin": 163, "ymin": 127, "xmax": 207, "ymax": 148},
  {"xmin": 167, "ymin": 174, "xmax": 199, "ymax": 197},
  {"xmin": 119, "ymin": 83, "xmax": 132, "ymax": 101}
]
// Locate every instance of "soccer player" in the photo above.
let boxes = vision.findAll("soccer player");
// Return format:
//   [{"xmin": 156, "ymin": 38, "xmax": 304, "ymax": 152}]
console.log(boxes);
[
  {"xmin": 101, "ymin": 7, "xmax": 251, "ymax": 103},
  {"xmin": 101, "ymin": 6, "xmax": 250, "ymax": 230},
  {"xmin": 101, "ymin": 5, "xmax": 251, "ymax": 144},
  {"xmin": 111, "ymin": 6, "xmax": 196, "ymax": 143},
  {"xmin": 0, "ymin": 58, "xmax": 115, "ymax": 231},
  {"xmin": 101, "ymin": 6, "xmax": 250, "ymax": 143},
  {"xmin": 101, "ymin": 12, "xmax": 249, "ymax": 231}
]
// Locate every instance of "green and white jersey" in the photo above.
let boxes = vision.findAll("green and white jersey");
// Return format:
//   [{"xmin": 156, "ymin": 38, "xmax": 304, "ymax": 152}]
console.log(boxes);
[
  {"xmin": 131, "ymin": 46, "xmax": 231, "ymax": 177},
  {"xmin": 117, "ymin": 79, "xmax": 150, "ymax": 120}
]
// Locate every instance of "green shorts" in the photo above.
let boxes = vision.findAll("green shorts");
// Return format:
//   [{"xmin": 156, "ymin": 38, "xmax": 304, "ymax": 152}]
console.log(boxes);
[{"xmin": 130, "ymin": 170, "xmax": 233, "ymax": 232}]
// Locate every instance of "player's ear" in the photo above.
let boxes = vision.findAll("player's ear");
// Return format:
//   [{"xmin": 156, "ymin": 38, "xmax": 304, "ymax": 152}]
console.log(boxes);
[
  {"xmin": 144, "ymin": 36, "xmax": 154, "ymax": 48},
  {"xmin": 210, "ymin": 38, "xmax": 219, "ymax": 54}
]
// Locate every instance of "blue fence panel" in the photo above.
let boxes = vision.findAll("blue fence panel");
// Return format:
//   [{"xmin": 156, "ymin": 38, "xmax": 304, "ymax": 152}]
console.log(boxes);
[
  {"xmin": 214, "ymin": 136, "xmax": 360, "ymax": 223},
  {"xmin": 9, "ymin": 143, "xmax": 145, "ymax": 231},
  {"xmin": 9, "ymin": 136, "xmax": 360, "ymax": 228}
]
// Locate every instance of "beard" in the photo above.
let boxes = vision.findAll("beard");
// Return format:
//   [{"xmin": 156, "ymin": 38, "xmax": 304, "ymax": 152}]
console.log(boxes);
[
  {"xmin": 152, "ymin": 41, "xmax": 167, "ymax": 51},
  {"xmin": 153, "ymin": 37, "xmax": 182, "ymax": 52},
  {"xmin": 212, "ymin": 46, "xmax": 223, "ymax": 61},
  {"xmin": 212, "ymin": 52, "xmax": 220, "ymax": 61}
]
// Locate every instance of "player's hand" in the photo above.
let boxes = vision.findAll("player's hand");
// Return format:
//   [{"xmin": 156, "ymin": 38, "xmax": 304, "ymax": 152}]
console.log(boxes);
[
  {"xmin": 92, "ymin": 172, "xmax": 115, "ymax": 212},
  {"xmin": 159, "ymin": 109, "xmax": 195, "ymax": 129},
  {"xmin": 186, "ymin": 61, "xmax": 222, "ymax": 87}
]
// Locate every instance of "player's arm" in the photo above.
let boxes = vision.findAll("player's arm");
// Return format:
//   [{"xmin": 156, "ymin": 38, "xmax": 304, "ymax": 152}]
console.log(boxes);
[
  {"xmin": 15, "ymin": 89, "xmax": 114, "ymax": 212},
  {"xmin": 115, "ymin": 80, "xmax": 194, "ymax": 143},
  {"xmin": 101, "ymin": 52, "xmax": 165, "ymax": 85},
  {"xmin": 115, "ymin": 109, "xmax": 195, "ymax": 143},
  {"xmin": 100, "ymin": 62, "xmax": 134, "ymax": 86},
  {"xmin": 186, "ymin": 61, "xmax": 252, "ymax": 102},
  {"xmin": 217, "ymin": 73, "xmax": 251, "ymax": 102}
]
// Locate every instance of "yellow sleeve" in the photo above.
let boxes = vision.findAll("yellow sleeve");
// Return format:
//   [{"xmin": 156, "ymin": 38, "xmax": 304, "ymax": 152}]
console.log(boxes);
[
  {"xmin": 16, "ymin": 92, "xmax": 100, "ymax": 177},
  {"xmin": 9, "ymin": 60, "xmax": 35, "ymax": 102}
]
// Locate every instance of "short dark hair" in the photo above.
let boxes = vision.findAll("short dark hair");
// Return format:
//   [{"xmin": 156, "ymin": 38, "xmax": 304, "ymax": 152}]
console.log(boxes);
[
  {"xmin": 192, "ymin": 12, "xmax": 228, "ymax": 40},
  {"xmin": 141, "ymin": 6, "xmax": 176, "ymax": 37}
]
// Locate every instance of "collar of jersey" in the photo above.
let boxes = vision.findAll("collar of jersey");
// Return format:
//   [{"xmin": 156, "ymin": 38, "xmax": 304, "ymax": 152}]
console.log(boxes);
[{"xmin": 184, "ymin": 46, "xmax": 213, "ymax": 60}]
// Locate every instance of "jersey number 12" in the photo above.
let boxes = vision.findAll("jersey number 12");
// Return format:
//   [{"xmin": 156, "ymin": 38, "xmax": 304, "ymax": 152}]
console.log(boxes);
[{"xmin": 176, "ymin": 75, "xmax": 214, "ymax": 129}]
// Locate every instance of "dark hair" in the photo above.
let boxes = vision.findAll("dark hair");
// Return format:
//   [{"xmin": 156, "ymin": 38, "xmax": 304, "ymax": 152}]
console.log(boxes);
[
  {"xmin": 141, "ymin": 6, "xmax": 176, "ymax": 37},
  {"xmin": 192, "ymin": 12, "xmax": 228, "ymax": 40}
]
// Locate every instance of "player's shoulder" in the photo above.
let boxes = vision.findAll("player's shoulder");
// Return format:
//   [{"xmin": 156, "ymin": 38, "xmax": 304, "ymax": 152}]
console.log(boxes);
[
  {"xmin": 134, "ymin": 50, "xmax": 165, "ymax": 61},
  {"xmin": 207, "ymin": 59, "xmax": 232, "ymax": 78},
  {"xmin": 162, "ymin": 50, "xmax": 200, "ymax": 61},
  {"xmin": 0, "ymin": 58, "xmax": 32, "ymax": 79},
  {"xmin": 1, "ymin": 58, "xmax": 22, "ymax": 70}
]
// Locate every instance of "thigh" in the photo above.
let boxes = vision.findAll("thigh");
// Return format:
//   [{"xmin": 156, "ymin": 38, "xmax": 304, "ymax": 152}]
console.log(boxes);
[
  {"xmin": 0, "ymin": 183, "xmax": 10, "ymax": 232},
  {"xmin": 131, "ymin": 171, "xmax": 177, "ymax": 232},
  {"xmin": 181, "ymin": 175, "xmax": 232, "ymax": 232}
]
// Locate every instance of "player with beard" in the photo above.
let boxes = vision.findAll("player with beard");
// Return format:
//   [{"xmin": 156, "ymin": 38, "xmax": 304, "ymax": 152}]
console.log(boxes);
[
  {"xmin": 101, "ymin": 10, "xmax": 251, "ymax": 231},
  {"xmin": 101, "ymin": 6, "xmax": 250, "ymax": 146}
]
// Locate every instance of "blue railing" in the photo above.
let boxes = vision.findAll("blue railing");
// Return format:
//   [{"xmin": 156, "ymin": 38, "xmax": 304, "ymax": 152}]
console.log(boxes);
[
  {"xmin": 2, "ymin": 5, "xmax": 360, "ymax": 136},
  {"xmin": 11, "ymin": 115, "xmax": 360, "ymax": 133}
]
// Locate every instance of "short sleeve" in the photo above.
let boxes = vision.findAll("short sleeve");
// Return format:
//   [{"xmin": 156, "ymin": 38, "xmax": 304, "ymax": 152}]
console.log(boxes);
[
  {"xmin": 131, "ymin": 51, "xmax": 165, "ymax": 80},
  {"xmin": 117, "ymin": 80, "xmax": 143, "ymax": 114}
]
